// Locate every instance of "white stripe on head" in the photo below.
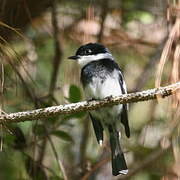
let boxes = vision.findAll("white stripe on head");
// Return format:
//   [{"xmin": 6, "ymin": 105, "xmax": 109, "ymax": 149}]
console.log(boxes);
[{"xmin": 77, "ymin": 53, "xmax": 113, "ymax": 68}]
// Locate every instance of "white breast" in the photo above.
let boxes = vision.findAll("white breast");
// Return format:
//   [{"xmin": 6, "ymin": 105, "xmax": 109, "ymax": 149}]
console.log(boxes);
[{"xmin": 84, "ymin": 70, "xmax": 123, "ymax": 99}]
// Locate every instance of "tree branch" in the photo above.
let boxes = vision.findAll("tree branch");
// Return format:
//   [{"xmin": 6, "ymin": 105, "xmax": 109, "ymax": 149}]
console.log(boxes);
[
  {"xmin": 97, "ymin": 0, "xmax": 109, "ymax": 43},
  {"xmin": 49, "ymin": 0, "xmax": 63, "ymax": 95},
  {"xmin": 0, "ymin": 82, "xmax": 179, "ymax": 123}
]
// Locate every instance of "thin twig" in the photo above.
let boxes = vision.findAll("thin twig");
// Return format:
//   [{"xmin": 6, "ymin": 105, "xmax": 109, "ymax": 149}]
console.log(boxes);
[
  {"xmin": 37, "ymin": 136, "xmax": 47, "ymax": 164},
  {"xmin": 171, "ymin": 44, "xmax": 180, "ymax": 108},
  {"xmin": 79, "ymin": 117, "xmax": 90, "ymax": 170},
  {"xmin": 47, "ymin": 133, "xmax": 68, "ymax": 180},
  {"xmin": 38, "ymin": 0, "xmax": 63, "ymax": 169},
  {"xmin": 97, "ymin": 0, "xmax": 109, "ymax": 43},
  {"xmin": 155, "ymin": 18, "xmax": 180, "ymax": 88},
  {"xmin": 0, "ymin": 63, "xmax": 4, "ymax": 151},
  {"xmin": 49, "ymin": 0, "xmax": 63, "ymax": 95},
  {"xmin": 81, "ymin": 157, "xmax": 111, "ymax": 180},
  {"xmin": 0, "ymin": 82, "xmax": 179, "ymax": 123}
]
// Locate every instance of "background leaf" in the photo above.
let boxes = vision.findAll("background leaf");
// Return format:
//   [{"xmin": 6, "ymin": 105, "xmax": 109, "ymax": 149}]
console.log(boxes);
[
  {"xmin": 51, "ymin": 130, "xmax": 73, "ymax": 143},
  {"xmin": 68, "ymin": 84, "xmax": 81, "ymax": 103}
]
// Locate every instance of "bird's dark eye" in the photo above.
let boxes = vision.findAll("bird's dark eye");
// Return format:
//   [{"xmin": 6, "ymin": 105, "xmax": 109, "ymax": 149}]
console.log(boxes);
[{"xmin": 84, "ymin": 49, "xmax": 92, "ymax": 55}]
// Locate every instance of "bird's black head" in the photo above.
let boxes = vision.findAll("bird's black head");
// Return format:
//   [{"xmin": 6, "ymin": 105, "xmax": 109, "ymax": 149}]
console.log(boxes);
[
  {"xmin": 68, "ymin": 43, "xmax": 110, "ymax": 59},
  {"xmin": 68, "ymin": 43, "xmax": 113, "ymax": 67},
  {"xmin": 76, "ymin": 43, "xmax": 109, "ymax": 56}
]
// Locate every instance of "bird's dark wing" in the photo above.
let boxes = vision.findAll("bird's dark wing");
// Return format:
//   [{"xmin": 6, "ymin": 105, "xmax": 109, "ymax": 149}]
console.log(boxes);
[
  {"xmin": 89, "ymin": 113, "xmax": 104, "ymax": 144},
  {"xmin": 118, "ymin": 72, "xmax": 130, "ymax": 138}
]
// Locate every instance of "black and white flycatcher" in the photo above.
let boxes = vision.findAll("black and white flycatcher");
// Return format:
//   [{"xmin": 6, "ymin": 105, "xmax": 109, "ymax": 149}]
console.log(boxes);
[{"xmin": 68, "ymin": 43, "xmax": 130, "ymax": 176}]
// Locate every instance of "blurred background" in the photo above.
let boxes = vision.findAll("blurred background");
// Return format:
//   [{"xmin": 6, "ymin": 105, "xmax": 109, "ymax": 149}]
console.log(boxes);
[{"xmin": 0, "ymin": 0, "xmax": 179, "ymax": 180}]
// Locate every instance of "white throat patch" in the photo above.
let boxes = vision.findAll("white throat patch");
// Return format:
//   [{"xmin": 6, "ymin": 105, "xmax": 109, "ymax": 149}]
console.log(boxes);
[{"xmin": 77, "ymin": 53, "xmax": 113, "ymax": 68}]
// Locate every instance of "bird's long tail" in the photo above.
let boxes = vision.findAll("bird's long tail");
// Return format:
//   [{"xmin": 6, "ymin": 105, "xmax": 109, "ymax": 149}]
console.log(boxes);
[{"xmin": 108, "ymin": 125, "xmax": 128, "ymax": 176}]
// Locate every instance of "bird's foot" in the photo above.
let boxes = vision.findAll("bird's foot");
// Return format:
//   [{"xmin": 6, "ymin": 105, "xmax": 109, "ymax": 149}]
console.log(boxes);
[
  {"xmin": 87, "ymin": 98, "xmax": 96, "ymax": 102},
  {"xmin": 106, "ymin": 95, "xmax": 113, "ymax": 101}
]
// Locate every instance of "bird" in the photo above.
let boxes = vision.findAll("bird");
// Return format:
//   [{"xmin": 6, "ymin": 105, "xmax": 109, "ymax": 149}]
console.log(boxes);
[{"xmin": 68, "ymin": 43, "xmax": 130, "ymax": 176}]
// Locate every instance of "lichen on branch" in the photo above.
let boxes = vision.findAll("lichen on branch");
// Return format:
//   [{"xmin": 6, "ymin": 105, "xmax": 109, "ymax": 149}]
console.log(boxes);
[{"xmin": 0, "ymin": 82, "xmax": 180, "ymax": 124}]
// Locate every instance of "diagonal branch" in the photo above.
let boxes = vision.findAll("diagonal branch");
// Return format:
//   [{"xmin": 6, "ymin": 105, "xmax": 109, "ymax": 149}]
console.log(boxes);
[{"xmin": 0, "ymin": 82, "xmax": 180, "ymax": 123}]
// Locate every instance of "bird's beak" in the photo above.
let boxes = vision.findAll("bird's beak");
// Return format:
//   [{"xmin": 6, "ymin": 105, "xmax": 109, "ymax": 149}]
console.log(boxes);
[{"xmin": 68, "ymin": 55, "xmax": 79, "ymax": 60}]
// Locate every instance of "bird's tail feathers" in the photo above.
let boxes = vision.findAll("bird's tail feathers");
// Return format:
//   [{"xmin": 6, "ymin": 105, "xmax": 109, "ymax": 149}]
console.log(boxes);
[{"xmin": 108, "ymin": 125, "xmax": 128, "ymax": 176}]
